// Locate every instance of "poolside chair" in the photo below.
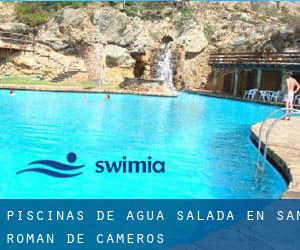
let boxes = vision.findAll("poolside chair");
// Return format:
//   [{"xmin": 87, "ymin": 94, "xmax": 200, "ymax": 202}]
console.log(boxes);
[
  {"xmin": 249, "ymin": 88, "xmax": 258, "ymax": 99},
  {"xmin": 259, "ymin": 90, "xmax": 269, "ymax": 101},
  {"xmin": 270, "ymin": 91, "xmax": 282, "ymax": 103},
  {"xmin": 243, "ymin": 88, "xmax": 258, "ymax": 100},
  {"xmin": 295, "ymin": 95, "xmax": 300, "ymax": 105},
  {"xmin": 243, "ymin": 90, "xmax": 251, "ymax": 99}
]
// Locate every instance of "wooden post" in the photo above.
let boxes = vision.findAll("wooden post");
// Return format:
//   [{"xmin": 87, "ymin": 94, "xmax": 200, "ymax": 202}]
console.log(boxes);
[
  {"xmin": 230, "ymin": 72, "xmax": 235, "ymax": 94},
  {"xmin": 256, "ymin": 68, "xmax": 262, "ymax": 89},
  {"xmin": 280, "ymin": 68, "xmax": 286, "ymax": 91},
  {"xmin": 212, "ymin": 67, "xmax": 217, "ymax": 93},
  {"xmin": 9, "ymin": 33, "xmax": 12, "ymax": 52},
  {"xmin": 233, "ymin": 67, "xmax": 239, "ymax": 96},
  {"xmin": 32, "ymin": 36, "xmax": 35, "ymax": 54}
]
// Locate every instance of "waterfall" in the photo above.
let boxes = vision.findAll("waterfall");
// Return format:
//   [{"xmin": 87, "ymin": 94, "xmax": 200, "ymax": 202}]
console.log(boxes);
[
  {"xmin": 157, "ymin": 46, "xmax": 175, "ymax": 91},
  {"xmin": 94, "ymin": 43, "xmax": 106, "ymax": 85},
  {"xmin": 81, "ymin": 43, "xmax": 105, "ymax": 85}
]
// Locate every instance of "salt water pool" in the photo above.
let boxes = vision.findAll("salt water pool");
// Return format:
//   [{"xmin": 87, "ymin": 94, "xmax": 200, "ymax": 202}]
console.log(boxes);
[{"xmin": 0, "ymin": 90, "xmax": 286, "ymax": 198}]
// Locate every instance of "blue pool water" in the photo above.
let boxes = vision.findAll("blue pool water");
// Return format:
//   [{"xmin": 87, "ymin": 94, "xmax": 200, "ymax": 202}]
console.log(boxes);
[{"xmin": 0, "ymin": 90, "xmax": 286, "ymax": 198}]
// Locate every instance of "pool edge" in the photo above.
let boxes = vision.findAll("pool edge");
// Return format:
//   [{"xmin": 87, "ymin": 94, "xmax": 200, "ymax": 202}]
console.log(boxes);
[
  {"xmin": 250, "ymin": 122, "xmax": 300, "ymax": 199},
  {"xmin": 0, "ymin": 84, "xmax": 178, "ymax": 98},
  {"xmin": 184, "ymin": 90, "xmax": 285, "ymax": 107}
]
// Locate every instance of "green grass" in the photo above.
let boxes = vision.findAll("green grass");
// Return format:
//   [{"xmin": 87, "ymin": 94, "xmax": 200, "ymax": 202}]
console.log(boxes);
[
  {"xmin": 0, "ymin": 77, "xmax": 54, "ymax": 85},
  {"xmin": 0, "ymin": 76, "xmax": 120, "ymax": 90},
  {"xmin": 15, "ymin": 3, "xmax": 50, "ymax": 27},
  {"xmin": 15, "ymin": 2, "xmax": 88, "ymax": 27},
  {"xmin": 124, "ymin": 8, "xmax": 140, "ymax": 18}
]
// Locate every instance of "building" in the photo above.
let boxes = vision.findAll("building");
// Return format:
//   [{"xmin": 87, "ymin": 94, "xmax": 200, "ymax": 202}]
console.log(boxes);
[{"xmin": 207, "ymin": 52, "xmax": 300, "ymax": 97}]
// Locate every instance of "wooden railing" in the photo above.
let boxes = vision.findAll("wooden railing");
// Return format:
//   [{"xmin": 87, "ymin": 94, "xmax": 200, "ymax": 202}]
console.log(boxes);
[
  {"xmin": 209, "ymin": 52, "xmax": 300, "ymax": 65},
  {"xmin": 0, "ymin": 30, "xmax": 35, "ymax": 52}
]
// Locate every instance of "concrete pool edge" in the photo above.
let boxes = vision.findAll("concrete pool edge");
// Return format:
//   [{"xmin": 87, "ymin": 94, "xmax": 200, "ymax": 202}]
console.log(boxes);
[
  {"xmin": 251, "ymin": 120, "xmax": 300, "ymax": 199},
  {"xmin": 0, "ymin": 84, "xmax": 178, "ymax": 98},
  {"xmin": 185, "ymin": 90, "xmax": 285, "ymax": 107}
]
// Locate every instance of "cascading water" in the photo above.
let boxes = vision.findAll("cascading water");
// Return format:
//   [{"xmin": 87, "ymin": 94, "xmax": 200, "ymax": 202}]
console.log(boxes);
[
  {"xmin": 81, "ymin": 43, "xmax": 106, "ymax": 85},
  {"xmin": 94, "ymin": 43, "xmax": 106, "ymax": 85},
  {"xmin": 157, "ymin": 45, "xmax": 175, "ymax": 91}
]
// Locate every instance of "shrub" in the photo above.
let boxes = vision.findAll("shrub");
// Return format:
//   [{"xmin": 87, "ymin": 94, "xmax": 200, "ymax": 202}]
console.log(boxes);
[
  {"xmin": 180, "ymin": 8, "xmax": 193, "ymax": 19},
  {"xmin": 15, "ymin": 2, "xmax": 88, "ymax": 27},
  {"xmin": 204, "ymin": 23, "xmax": 215, "ymax": 40},
  {"xmin": 124, "ymin": 8, "xmax": 140, "ymax": 18},
  {"xmin": 279, "ymin": 14, "xmax": 300, "ymax": 26},
  {"xmin": 15, "ymin": 3, "xmax": 50, "ymax": 27},
  {"xmin": 281, "ymin": 6, "xmax": 289, "ymax": 14}
]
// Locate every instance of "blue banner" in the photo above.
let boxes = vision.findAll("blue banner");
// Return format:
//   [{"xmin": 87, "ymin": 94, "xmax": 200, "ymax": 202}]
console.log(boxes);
[{"xmin": 1, "ymin": 199, "xmax": 300, "ymax": 249}]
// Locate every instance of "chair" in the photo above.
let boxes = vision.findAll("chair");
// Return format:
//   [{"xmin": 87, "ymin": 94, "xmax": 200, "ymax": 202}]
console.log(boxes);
[
  {"xmin": 295, "ymin": 95, "xmax": 300, "ymax": 105},
  {"xmin": 243, "ymin": 89, "xmax": 251, "ymax": 99},
  {"xmin": 270, "ymin": 91, "xmax": 282, "ymax": 103},
  {"xmin": 249, "ymin": 88, "xmax": 258, "ymax": 99},
  {"xmin": 243, "ymin": 88, "xmax": 258, "ymax": 100},
  {"xmin": 259, "ymin": 90, "xmax": 269, "ymax": 101}
]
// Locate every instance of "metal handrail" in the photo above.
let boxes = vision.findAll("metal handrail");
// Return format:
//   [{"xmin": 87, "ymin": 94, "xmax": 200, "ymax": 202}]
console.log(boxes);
[
  {"xmin": 0, "ymin": 30, "xmax": 32, "ymax": 38},
  {"xmin": 0, "ymin": 36, "xmax": 32, "ymax": 44},
  {"xmin": 0, "ymin": 29, "xmax": 37, "ymax": 54},
  {"xmin": 261, "ymin": 110, "xmax": 300, "ymax": 170},
  {"xmin": 256, "ymin": 108, "xmax": 300, "ymax": 171}
]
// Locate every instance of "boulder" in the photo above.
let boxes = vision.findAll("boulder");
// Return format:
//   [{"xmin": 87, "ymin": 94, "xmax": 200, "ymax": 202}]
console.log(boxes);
[
  {"xmin": 120, "ymin": 21, "xmax": 156, "ymax": 50},
  {"xmin": 37, "ymin": 30, "xmax": 69, "ymax": 51},
  {"xmin": 176, "ymin": 20, "xmax": 208, "ymax": 54},
  {"xmin": 105, "ymin": 45, "xmax": 134, "ymax": 68},
  {"xmin": 181, "ymin": 50, "xmax": 210, "ymax": 89},
  {"xmin": 60, "ymin": 8, "xmax": 90, "ymax": 28},
  {"xmin": 0, "ymin": 22, "xmax": 29, "ymax": 33},
  {"xmin": 58, "ymin": 8, "xmax": 100, "ymax": 44},
  {"xmin": 12, "ymin": 56, "xmax": 39, "ymax": 69},
  {"xmin": 92, "ymin": 8, "xmax": 129, "ymax": 43}
]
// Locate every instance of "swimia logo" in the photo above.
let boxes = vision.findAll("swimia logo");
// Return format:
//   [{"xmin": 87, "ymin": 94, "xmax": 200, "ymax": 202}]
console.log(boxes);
[
  {"xmin": 16, "ymin": 153, "xmax": 165, "ymax": 178},
  {"xmin": 16, "ymin": 153, "xmax": 85, "ymax": 178}
]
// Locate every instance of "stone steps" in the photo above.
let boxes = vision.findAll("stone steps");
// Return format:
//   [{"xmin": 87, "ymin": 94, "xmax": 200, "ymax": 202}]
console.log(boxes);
[{"xmin": 51, "ymin": 70, "xmax": 82, "ymax": 83}]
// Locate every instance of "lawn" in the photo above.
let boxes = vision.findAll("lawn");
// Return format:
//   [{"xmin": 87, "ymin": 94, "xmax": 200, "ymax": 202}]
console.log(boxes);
[
  {"xmin": 0, "ymin": 77, "xmax": 121, "ymax": 90},
  {"xmin": 0, "ymin": 76, "xmax": 55, "ymax": 85}
]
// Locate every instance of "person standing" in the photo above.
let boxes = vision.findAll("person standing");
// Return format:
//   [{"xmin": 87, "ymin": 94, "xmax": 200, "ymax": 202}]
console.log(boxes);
[
  {"xmin": 284, "ymin": 72, "xmax": 300, "ymax": 120},
  {"xmin": 200, "ymin": 76, "xmax": 207, "ymax": 90}
]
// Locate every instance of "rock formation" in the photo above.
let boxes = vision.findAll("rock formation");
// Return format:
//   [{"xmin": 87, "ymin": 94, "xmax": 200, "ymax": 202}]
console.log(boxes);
[{"xmin": 0, "ymin": 2, "xmax": 299, "ymax": 90}]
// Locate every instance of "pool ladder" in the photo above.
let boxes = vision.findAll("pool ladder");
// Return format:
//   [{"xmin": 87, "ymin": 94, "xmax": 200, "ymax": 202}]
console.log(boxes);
[{"xmin": 255, "ymin": 108, "xmax": 300, "ymax": 184}]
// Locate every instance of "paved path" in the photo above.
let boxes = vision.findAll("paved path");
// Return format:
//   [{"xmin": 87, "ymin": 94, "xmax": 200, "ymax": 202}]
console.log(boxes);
[{"xmin": 251, "ymin": 118, "xmax": 300, "ymax": 199}]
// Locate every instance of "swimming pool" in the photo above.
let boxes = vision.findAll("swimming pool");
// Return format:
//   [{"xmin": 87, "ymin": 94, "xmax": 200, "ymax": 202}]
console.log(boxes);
[{"xmin": 0, "ymin": 90, "xmax": 286, "ymax": 198}]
